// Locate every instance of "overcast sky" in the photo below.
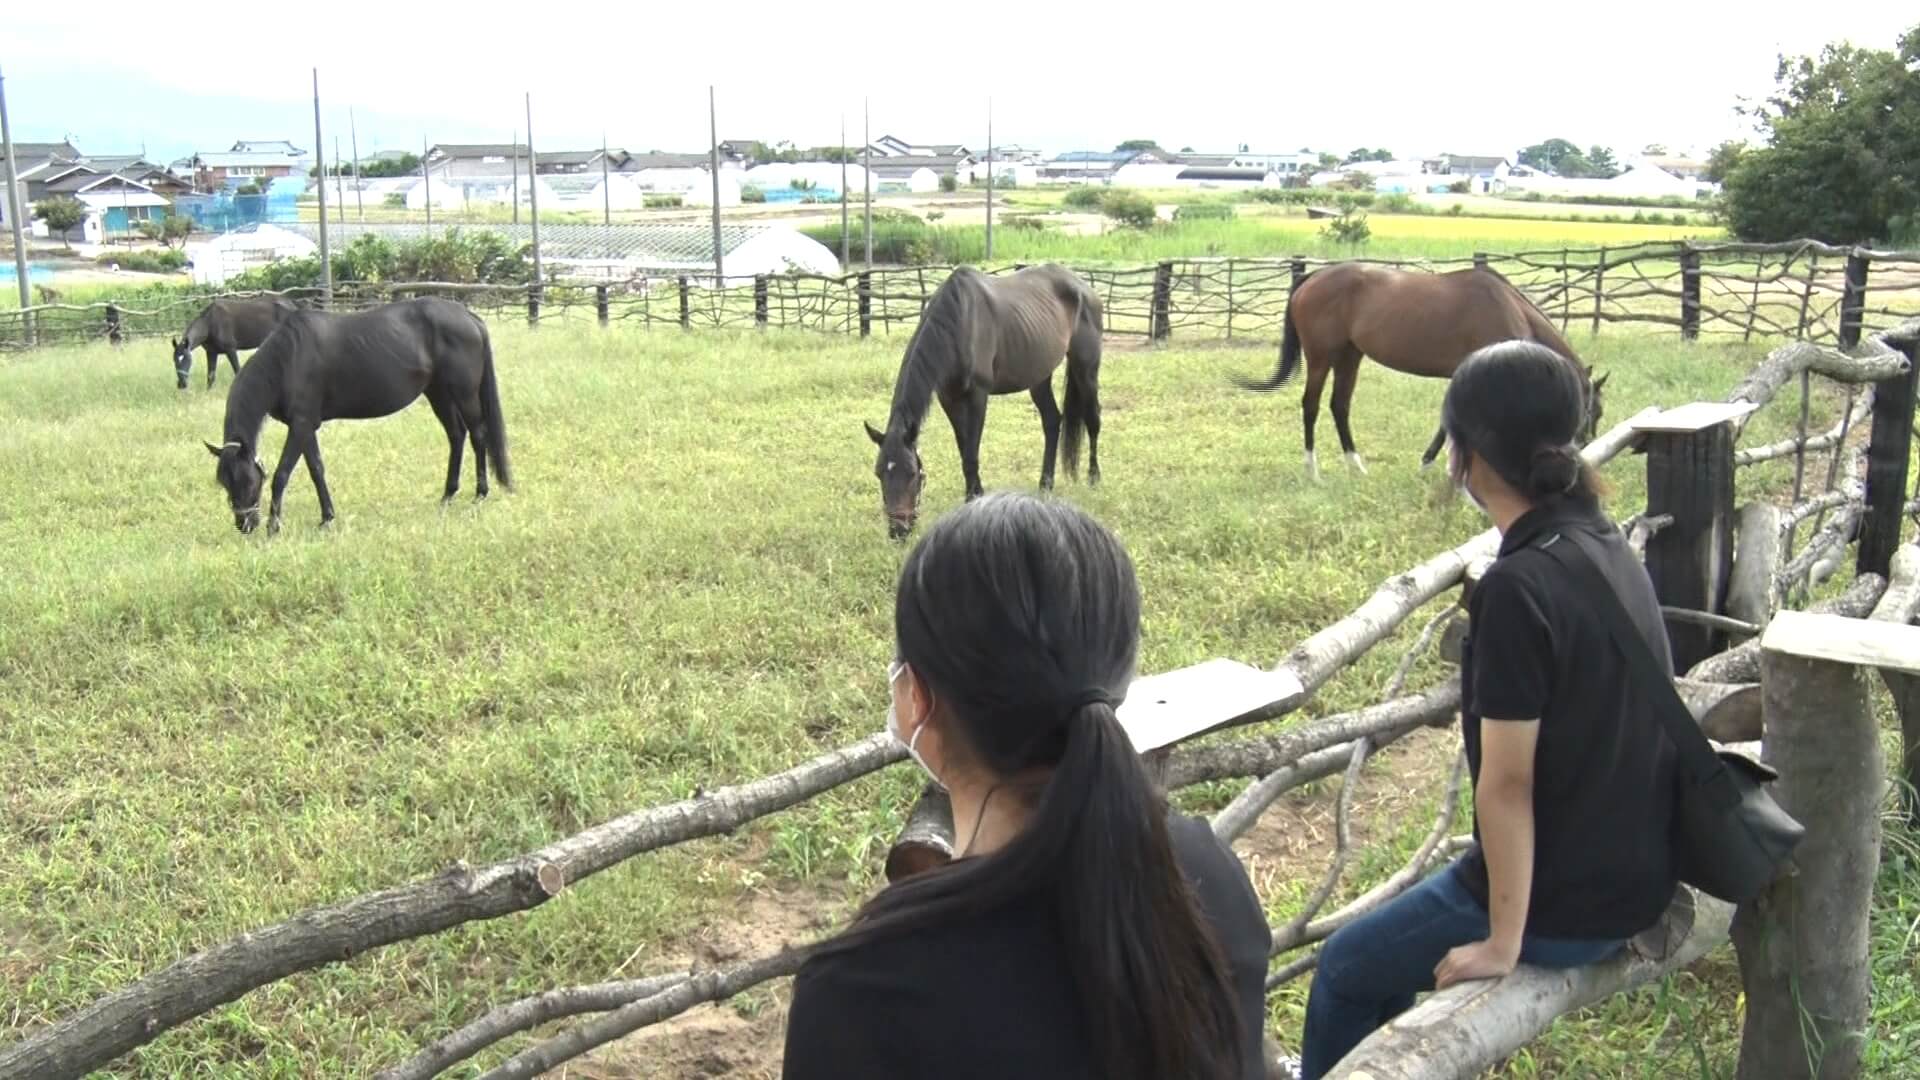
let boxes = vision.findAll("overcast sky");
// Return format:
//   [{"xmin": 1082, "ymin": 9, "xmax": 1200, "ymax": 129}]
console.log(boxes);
[{"xmin": 6, "ymin": 5, "xmax": 1913, "ymax": 164}]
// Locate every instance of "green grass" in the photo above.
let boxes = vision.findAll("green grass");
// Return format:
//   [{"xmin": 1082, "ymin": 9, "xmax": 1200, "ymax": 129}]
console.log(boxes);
[
  {"xmin": 0, "ymin": 316, "xmax": 1904, "ymax": 1077},
  {"xmin": 806, "ymin": 212, "xmax": 1719, "ymax": 267}
]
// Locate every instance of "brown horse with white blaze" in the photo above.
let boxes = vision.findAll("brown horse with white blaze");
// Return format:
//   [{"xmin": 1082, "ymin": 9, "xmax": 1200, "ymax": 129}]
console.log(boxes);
[{"xmin": 1235, "ymin": 263, "xmax": 1606, "ymax": 478}]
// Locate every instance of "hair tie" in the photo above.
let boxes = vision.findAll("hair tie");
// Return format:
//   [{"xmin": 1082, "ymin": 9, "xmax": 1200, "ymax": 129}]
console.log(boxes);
[{"xmin": 1065, "ymin": 689, "xmax": 1118, "ymax": 716}]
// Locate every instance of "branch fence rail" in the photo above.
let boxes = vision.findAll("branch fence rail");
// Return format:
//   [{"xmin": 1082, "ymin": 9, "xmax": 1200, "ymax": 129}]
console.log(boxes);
[{"xmin": 4, "ymin": 240, "xmax": 1917, "ymax": 352}]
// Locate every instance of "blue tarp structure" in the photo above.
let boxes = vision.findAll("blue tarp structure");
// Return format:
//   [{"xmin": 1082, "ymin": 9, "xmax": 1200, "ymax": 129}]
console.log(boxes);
[{"xmin": 173, "ymin": 176, "xmax": 305, "ymax": 234}]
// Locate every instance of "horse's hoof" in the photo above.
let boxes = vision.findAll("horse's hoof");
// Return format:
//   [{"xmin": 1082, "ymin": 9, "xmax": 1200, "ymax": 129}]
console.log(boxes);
[
  {"xmin": 1305, "ymin": 451, "xmax": 1322, "ymax": 483},
  {"xmin": 267, "ymin": 516, "xmax": 283, "ymax": 537},
  {"xmin": 1345, "ymin": 452, "xmax": 1369, "ymax": 476},
  {"xmin": 318, "ymin": 517, "xmax": 335, "ymax": 531},
  {"xmin": 475, "ymin": 489, "xmax": 490, "ymax": 502}
]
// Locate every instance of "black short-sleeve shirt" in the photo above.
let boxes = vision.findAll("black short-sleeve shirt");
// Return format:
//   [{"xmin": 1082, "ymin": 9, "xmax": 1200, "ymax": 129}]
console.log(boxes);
[
  {"xmin": 1458, "ymin": 497, "xmax": 1680, "ymax": 940},
  {"xmin": 781, "ymin": 813, "xmax": 1272, "ymax": 1080}
]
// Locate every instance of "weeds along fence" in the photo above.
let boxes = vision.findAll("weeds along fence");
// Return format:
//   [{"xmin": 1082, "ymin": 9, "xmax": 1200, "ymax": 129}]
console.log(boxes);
[
  {"xmin": 3, "ymin": 240, "xmax": 1918, "ymax": 352},
  {"xmin": 5, "ymin": 319, "xmax": 1916, "ymax": 1080}
]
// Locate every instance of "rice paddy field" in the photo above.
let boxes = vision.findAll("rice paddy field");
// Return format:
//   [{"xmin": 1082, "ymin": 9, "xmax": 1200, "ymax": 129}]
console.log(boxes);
[{"xmin": 2, "ymin": 315, "xmax": 1915, "ymax": 1078}]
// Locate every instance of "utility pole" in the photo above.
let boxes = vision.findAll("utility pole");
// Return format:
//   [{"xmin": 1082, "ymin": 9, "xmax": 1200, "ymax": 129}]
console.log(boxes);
[
  {"xmin": 985, "ymin": 97, "xmax": 994, "ymax": 262},
  {"xmin": 708, "ymin": 85, "xmax": 724, "ymax": 286},
  {"xmin": 511, "ymin": 129, "xmax": 520, "ymax": 225},
  {"xmin": 839, "ymin": 113, "xmax": 849, "ymax": 268},
  {"xmin": 349, "ymin": 107, "xmax": 363, "ymax": 221},
  {"xmin": 311, "ymin": 68, "xmax": 332, "ymax": 307},
  {"xmin": 863, "ymin": 96, "xmax": 872, "ymax": 266},
  {"xmin": 422, "ymin": 136, "xmax": 432, "ymax": 231},
  {"xmin": 526, "ymin": 94, "xmax": 542, "ymax": 285},
  {"xmin": 1, "ymin": 64, "xmax": 29, "ymax": 313},
  {"xmin": 333, "ymin": 136, "xmax": 345, "ymax": 223}
]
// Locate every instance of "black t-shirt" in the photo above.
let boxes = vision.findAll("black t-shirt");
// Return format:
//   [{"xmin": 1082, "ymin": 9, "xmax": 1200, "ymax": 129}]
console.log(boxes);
[
  {"xmin": 781, "ymin": 813, "xmax": 1272, "ymax": 1080},
  {"xmin": 1458, "ymin": 498, "xmax": 1680, "ymax": 940}
]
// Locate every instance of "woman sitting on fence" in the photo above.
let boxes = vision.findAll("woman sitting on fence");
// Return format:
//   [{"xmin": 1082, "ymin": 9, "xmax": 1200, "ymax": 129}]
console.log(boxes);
[
  {"xmin": 781, "ymin": 492, "xmax": 1272, "ymax": 1080},
  {"xmin": 1293, "ymin": 342, "xmax": 1681, "ymax": 1078}
]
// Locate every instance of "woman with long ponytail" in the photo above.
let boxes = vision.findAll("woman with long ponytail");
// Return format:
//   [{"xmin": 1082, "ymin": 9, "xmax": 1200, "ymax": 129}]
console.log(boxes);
[{"xmin": 783, "ymin": 493, "xmax": 1271, "ymax": 1080}]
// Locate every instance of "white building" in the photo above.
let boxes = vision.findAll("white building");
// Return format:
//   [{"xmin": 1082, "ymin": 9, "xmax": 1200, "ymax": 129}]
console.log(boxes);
[{"xmin": 184, "ymin": 224, "xmax": 317, "ymax": 285}]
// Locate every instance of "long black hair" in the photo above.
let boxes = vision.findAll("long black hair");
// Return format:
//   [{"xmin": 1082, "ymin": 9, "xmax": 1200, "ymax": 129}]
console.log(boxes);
[
  {"xmin": 1442, "ymin": 340, "xmax": 1604, "ymax": 505},
  {"xmin": 818, "ymin": 492, "xmax": 1243, "ymax": 1080}
]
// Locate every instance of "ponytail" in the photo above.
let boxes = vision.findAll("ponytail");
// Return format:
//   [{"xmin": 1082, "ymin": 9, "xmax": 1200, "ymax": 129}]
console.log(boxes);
[{"xmin": 818, "ymin": 492, "xmax": 1244, "ymax": 1079}]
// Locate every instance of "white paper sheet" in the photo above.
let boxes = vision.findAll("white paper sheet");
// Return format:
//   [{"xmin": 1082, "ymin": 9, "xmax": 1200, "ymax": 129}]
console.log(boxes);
[{"xmin": 1117, "ymin": 658, "xmax": 1306, "ymax": 753}]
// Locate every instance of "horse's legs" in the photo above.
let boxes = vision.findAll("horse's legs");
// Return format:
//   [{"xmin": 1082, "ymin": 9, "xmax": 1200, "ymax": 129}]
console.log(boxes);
[
  {"xmin": 303, "ymin": 432, "xmax": 336, "ymax": 528},
  {"xmin": 1421, "ymin": 426, "xmax": 1449, "ymax": 470},
  {"xmin": 1300, "ymin": 352, "xmax": 1333, "ymax": 482},
  {"xmin": 450, "ymin": 388, "xmax": 491, "ymax": 499},
  {"xmin": 1030, "ymin": 381, "xmax": 1062, "ymax": 491},
  {"xmin": 426, "ymin": 388, "xmax": 467, "ymax": 501},
  {"xmin": 205, "ymin": 346, "xmax": 219, "ymax": 390},
  {"xmin": 1329, "ymin": 351, "xmax": 1368, "ymax": 475},
  {"xmin": 941, "ymin": 389, "xmax": 989, "ymax": 499},
  {"xmin": 227, "ymin": 350, "xmax": 242, "ymax": 376},
  {"xmin": 266, "ymin": 425, "xmax": 311, "ymax": 535}
]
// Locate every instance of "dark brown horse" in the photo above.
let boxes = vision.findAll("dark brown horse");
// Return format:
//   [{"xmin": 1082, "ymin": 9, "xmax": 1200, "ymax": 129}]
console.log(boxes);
[
  {"xmin": 203, "ymin": 297, "xmax": 510, "ymax": 535},
  {"xmin": 865, "ymin": 263, "xmax": 1104, "ymax": 539},
  {"xmin": 173, "ymin": 297, "xmax": 298, "ymax": 390},
  {"xmin": 1235, "ymin": 263, "xmax": 1606, "ymax": 477}
]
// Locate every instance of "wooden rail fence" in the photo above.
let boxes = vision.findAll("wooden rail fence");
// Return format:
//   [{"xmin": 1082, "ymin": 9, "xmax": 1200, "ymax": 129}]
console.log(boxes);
[{"xmin": 4, "ymin": 241, "xmax": 1918, "ymax": 352}]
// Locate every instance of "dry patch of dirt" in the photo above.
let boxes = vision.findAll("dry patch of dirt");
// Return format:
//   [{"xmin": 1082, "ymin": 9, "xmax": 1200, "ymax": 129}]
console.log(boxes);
[{"xmin": 572, "ymin": 886, "xmax": 835, "ymax": 1080}]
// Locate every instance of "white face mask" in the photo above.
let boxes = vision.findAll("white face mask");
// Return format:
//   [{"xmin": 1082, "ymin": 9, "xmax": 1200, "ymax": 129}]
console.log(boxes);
[{"xmin": 887, "ymin": 660, "xmax": 942, "ymax": 788}]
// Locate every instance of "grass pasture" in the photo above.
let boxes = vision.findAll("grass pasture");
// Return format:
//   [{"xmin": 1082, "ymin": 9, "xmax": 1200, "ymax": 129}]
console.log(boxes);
[{"xmin": 1, "ymin": 317, "xmax": 1912, "ymax": 1077}]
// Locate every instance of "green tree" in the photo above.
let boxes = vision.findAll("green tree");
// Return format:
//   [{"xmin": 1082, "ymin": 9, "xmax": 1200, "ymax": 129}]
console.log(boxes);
[
  {"xmin": 1586, "ymin": 145, "xmax": 1620, "ymax": 178},
  {"xmin": 1317, "ymin": 152, "xmax": 1341, "ymax": 170},
  {"xmin": 360, "ymin": 153, "xmax": 422, "ymax": 179},
  {"xmin": 1114, "ymin": 139, "xmax": 1165, "ymax": 156},
  {"xmin": 1722, "ymin": 25, "xmax": 1920, "ymax": 243},
  {"xmin": 33, "ymin": 196, "xmax": 87, "ymax": 250},
  {"xmin": 1703, "ymin": 140, "xmax": 1747, "ymax": 184},
  {"xmin": 136, "ymin": 214, "xmax": 195, "ymax": 249},
  {"xmin": 1518, "ymin": 138, "xmax": 1581, "ymax": 173},
  {"xmin": 1100, "ymin": 190, "xmax": 1156, "ymax": 229}
]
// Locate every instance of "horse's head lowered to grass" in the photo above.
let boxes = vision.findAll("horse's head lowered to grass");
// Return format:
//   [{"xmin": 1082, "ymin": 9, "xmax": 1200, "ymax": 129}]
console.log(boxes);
[
  {"xmin": 866, "ymin": 419, "xmax": 925, "ymax": 540},
  {"xmin": 204, "ymin": 440, "xmax": 264, "ymax": 533}
]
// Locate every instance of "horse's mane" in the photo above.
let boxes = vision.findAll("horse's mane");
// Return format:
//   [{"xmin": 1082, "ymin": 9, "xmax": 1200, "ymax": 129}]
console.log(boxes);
[{"xmin": 887, "ymin": 273, "xmax": 974, "ymax": 434}]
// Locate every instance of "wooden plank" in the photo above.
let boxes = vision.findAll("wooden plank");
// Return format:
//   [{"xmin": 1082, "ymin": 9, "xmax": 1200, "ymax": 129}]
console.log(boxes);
[
  {"xmin": 1631, "ymin": 400, "xmax": 1761, "ymax": 434},
  {"xmin": 1117, "ymin": 658, "xmax": 1306, "ymax": 753},
  {"xmin": 1760, "ymin": 609, "xmax": 1920, "ymax": 675}
]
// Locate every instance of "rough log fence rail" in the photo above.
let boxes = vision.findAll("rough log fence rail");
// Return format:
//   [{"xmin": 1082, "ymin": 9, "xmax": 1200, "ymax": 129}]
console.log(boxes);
[
  {"xmin": 3, "ymin": 283, "xmax": 1915, "ymax": 1077},
  {"xmin": 3, "ymin": 241, "xmax": 1918, "ymax": 352}
]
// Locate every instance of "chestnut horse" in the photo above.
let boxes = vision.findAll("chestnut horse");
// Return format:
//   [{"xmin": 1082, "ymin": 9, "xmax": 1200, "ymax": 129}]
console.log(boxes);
[{"xmin": 1235, "ymin": 263, "xmax": 1605, "ymax": 478}]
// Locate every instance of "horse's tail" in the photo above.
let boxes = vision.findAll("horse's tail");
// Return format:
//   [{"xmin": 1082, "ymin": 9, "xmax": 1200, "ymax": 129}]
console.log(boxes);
[
  {"xmin": 1060, "ymin": 286, "xmax": 1102, "ymax": 481},
  {"xmin": 477, "ymin": 320, "xmax": 513, "ymax": 490},
  {"xmin": 1233, "ymin": 287, "xmax": 1305, "ymax": 392}
]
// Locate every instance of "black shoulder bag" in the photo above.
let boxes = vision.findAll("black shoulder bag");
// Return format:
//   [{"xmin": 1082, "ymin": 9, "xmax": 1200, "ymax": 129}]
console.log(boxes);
[{"xmin": 1534, "ymin": 531, "xmax": 1804, "ymax": 904}]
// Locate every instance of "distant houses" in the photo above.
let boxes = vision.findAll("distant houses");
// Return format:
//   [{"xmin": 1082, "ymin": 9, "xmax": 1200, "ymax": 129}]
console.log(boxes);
[
  {"xmin": 188, "ymin": 140, "xmax": 310, "ymax": 192},
  {"xmin": 0, "ymin": 140, "xmax": 199, "ymax": 243}
]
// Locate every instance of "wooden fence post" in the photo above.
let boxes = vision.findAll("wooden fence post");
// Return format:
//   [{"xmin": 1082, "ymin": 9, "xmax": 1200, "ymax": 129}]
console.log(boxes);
[
  {"xmin": 596, "ymin": 284, "xmax": 609, "ymax": 328},
  {"xmin": 1795, "ymin": 252, "xmax": 1819, "ymax": 340},
  {"xmin": 1559, "ymin": 247, "xmax": 1570, "ymax": 331},
  {"xmin": 678, "ymin": 276, "xmax": 691, "ymax": 330},
  {"xmin": 1472, "ymin": 251, "xmax": 1488, "ymax": 272},
  {"xmin": 105, "ymin": 303, "xmax": 122, "ymax": 346},
  {"xmin": 1591, "ymin": 247, "xmax": 1605, "ymax": 336},
  {"xmin": 857, "ymin": 271, "xmax": 872, "ymax": 337},
  {"xmin": 1639, "ymin": 405, "xmax": 1741, "ymax": 671},
  {"xmin": 1857, "ymin": 331, "xmax": 1919, "ymax": 577},
  {"xmin": 753, "ymin": 275, "xmax": 769, "ymax": 328},
  {"xmin": 1224, "ymin": 259, "xmax": 1235, "ymax": 339},
  {"xmin": 1838, "ymin": 250, "xmax": 1870, "ymax": 349},
  {"xmin": 1151, "ymin": 260, "xmax": 1173, "ymax": 341},
  {"xmin": 1289, "ymin": 256, "xmax": 1307, "ymax": 294},
  {"xmin": 526, "ymin": 283, "xmax": 541, "ymax": 327},
  {"xmin": 1680, "ymin": 247, "xmax": 1702, "ymax": 341},
  {"xmin": 1734, "ymin": 611, "xmax": 1912, "ymax": 1080}
]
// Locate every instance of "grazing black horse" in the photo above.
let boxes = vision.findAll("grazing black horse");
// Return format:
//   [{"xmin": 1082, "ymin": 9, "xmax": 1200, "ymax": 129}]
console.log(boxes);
[
  {"xmin": 865, "ymin": 263, "xmax": 1104, "ymax": 539},
  {"xmin": 203, "ymin": 297, "xmax": 511, "ymax": 534},
  {"xmin": 173, "ymin": 297, "xmax": 297, "ymax": 390}
]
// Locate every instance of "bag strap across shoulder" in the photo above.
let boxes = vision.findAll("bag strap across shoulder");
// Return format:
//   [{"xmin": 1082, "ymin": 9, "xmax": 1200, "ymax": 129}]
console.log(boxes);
[{"xmin": 1529, "ymin": 531, "xmax": 1744, "ymax": 810}]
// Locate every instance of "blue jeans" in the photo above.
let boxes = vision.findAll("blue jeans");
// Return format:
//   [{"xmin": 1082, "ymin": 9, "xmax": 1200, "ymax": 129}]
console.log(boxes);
[{"xmin": 1299, "ymin": 860, "xmax": 1624, "ymax": 1079}]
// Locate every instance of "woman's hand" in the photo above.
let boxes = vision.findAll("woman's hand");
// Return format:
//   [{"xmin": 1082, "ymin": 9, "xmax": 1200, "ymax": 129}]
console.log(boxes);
[{"xmin": 1434, "ymin": 939, "xmax": 1520, "ymax": 989}]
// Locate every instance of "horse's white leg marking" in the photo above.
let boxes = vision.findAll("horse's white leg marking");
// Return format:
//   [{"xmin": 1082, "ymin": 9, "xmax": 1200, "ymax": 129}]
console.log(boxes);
[
  {"xmin": 1305, "ymin": 449, "xmax": 1321, "ymax": 482},
  {"xmin": 1345, "ymin": 451, "xmax": 1368, "ymax": 475}
]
